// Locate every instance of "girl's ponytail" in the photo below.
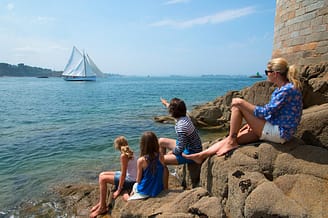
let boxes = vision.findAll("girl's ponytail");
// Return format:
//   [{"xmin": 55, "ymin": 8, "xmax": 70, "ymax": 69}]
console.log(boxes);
[{"xmin": 121, "ymin": 146, "xmax": 134, "ymax": 159}]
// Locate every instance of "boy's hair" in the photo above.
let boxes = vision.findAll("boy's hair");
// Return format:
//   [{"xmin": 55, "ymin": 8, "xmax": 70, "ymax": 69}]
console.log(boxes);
[
  {"xmin": 114, "ymin": 136, "xmax": 134, "ymax": 159},
  {"xmin": 168, "ymin": 98, "xmax": 186, "ymax": 118}
]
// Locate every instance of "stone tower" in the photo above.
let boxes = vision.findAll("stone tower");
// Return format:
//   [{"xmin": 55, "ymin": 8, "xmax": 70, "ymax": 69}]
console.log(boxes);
[{"xmin": 273, "ymin": 0, "xmax": 328, "ymax": 69}]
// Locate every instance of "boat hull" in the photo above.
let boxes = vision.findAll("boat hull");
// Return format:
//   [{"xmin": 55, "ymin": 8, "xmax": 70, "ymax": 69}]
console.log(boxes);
[{"xmin": 63, "ymin": 76, "xmax": 96, "ymax": 81}]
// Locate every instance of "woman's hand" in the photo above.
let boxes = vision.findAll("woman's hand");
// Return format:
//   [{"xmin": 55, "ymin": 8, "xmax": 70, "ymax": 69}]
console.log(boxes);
[
  {"xmin": 239, "ymin": 124, "xmax": 251, "ymax": 133},
  {"xmin": 231, "ymin": 98, "xmax": 244, "ymax": 107}
]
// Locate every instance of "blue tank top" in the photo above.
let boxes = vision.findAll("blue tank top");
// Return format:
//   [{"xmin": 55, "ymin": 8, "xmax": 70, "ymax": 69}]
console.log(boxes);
[{"xmin": 137, "ymin": 154, "xmax": 164, "ymax": 197}]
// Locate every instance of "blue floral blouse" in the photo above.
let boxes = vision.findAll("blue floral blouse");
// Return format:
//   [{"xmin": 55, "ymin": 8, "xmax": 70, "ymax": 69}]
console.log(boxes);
[{"xmin": 254, "ymin": 82, "xmax": 303, "ymax": 141}]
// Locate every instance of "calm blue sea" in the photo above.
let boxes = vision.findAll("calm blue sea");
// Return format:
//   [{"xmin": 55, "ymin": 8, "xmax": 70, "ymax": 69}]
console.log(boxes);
[{"xmin": 0, "ymin": 75, "xmax": 263, "ymax": 213}]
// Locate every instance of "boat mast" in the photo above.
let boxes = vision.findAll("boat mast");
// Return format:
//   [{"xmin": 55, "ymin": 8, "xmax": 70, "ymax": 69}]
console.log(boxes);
[{"xmin": 83, "ymin": 50, "xmax": 87, "ymax": 77}]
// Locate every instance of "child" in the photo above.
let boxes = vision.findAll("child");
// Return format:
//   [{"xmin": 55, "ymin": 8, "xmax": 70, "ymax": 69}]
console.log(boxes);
[
  {"xmin": 159, "ymin": 97, "xmax": 202, "ymax": 188},
  {"xmin": 126, "ymin": 131, "xmax": 165, "ymax": 201},
  {"xmin": 90, "ymin": 136, "xmax": 137, "ymax": 217}
]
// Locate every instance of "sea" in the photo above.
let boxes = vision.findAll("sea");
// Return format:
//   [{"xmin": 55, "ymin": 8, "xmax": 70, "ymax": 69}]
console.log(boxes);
[{"xmin": 0, "ymin": 75, "xmax": 263, "ymax": 216}]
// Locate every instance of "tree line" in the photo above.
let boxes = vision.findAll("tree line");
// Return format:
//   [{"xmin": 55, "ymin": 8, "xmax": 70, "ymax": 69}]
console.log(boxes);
[{"xmin": 0, "ymin": 63, "xmax": 62, "ymax": 77}]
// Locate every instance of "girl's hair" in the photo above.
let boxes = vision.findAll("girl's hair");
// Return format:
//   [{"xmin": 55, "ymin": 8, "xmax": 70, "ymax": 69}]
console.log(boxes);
[
  {"xmin": 168, "ymin": 98, "xmax": 186, "ymax": 118},
  {"xmin": 139, "ymin": 131, "xmax": 159, "ymax": 173},
  {"xmin": 114, "ymin": 136, "xmax": 134, "ymax": 159},
  {"xmin": 267, "ymin": 57, "xmax": 302, "ymax": 90}
]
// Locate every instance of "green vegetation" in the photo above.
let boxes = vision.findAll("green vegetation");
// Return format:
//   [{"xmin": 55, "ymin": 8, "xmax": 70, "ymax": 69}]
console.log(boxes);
[{"xmin": 0, "ymin": 63, "xmax": 62, "ymax": 77}]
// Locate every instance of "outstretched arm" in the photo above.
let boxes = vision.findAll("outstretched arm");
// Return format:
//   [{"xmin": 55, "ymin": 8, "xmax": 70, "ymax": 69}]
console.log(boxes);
[{"xmin": 160, "ymin": 97, "xmax": 169, "ymax": 108}]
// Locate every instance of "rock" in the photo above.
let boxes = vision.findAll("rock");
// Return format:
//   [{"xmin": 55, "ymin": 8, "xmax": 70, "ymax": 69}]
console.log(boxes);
[
  {"xmin": 199, "ymin": 139, "xmax": 328, "ymax": 217},
  {"xmin": 274, "ymin": 174, "xmax": 328, "ymax": 218},
  {"xmin": 295, "ymin": 103, "xmax": 328, "ymax": 149},
  {"xmin": 153, "ymin": 115, "xmax": 176, "ymax": 124},
  {"xmin": 244, "ymin": 181, "xmax": 307, "ymax": 217},
  {"xmin": 188, "ymin": 195, "xmax": 224, "ymax": 217}
]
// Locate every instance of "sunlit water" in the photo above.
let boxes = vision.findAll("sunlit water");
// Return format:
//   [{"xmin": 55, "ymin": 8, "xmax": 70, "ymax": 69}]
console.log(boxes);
[{"xmin": 0, "ymin": 75, "xmax": 263, "ymax": 213}]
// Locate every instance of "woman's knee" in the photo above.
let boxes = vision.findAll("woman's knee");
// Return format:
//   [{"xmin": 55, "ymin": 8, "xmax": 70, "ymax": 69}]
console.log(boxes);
[{"xmin": 231, "ymin": 105, "xmax": 242, "ymax": 114}]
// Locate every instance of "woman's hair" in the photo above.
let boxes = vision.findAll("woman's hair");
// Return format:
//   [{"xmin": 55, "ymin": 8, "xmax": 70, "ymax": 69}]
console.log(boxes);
[
  {"xmin": 114, "ymin": 136, "xmax": 134, "ymax": 159},
  {"xmin": 267, "ymin": 57, "xmax": 302, "ymax": 90},
  {"xmin": 139, "ymin": 131, "xmax": 159, "ymax": 173},
  {"xmin": 168, "ymin": 98, "xmax": 186, "ymax": 118}
]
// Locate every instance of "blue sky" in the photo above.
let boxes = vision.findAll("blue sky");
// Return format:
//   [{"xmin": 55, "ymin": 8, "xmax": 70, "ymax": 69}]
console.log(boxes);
[{"xmin": 0, "ymin": 0, "xmax": 276, "ymax": 76}]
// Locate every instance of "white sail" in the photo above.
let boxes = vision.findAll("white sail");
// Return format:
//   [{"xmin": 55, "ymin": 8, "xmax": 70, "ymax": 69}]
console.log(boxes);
[
  {"xmin": 85, "ymin": 53, "xmax": 104, "ymax": 77},
  {"xmin": 62, "ymin": 46, "xmax": 103, "ymax": 81}
]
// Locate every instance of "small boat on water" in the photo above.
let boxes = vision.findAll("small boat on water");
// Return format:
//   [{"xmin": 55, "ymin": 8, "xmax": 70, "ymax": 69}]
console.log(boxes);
[
  {"xmin": 62, "ymin": 46, "xmax": 103, "ymax": 81},
  {"xmin": 249, "ymin": 72, "xmax": 262, "ymax": 78}
]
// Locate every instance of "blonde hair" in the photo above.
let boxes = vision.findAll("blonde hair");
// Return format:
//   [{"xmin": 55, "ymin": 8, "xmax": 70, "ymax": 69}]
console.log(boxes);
[
  {"xmin": 114, "ymin": 136, "xmax": 134, "ymax": 159},
  {"xmin": 267, "ymin": 57, "xmax": 302, "ymax": 90}
]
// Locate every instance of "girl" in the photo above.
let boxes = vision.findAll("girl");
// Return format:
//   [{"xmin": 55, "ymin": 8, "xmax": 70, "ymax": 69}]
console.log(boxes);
[
  {"xmin": 126, "ymin": 131, "xmax": 165, "ymax": 201},
  {"xmin": 90, "ymin": 136, "xmax": 137, "ymax": 217}
]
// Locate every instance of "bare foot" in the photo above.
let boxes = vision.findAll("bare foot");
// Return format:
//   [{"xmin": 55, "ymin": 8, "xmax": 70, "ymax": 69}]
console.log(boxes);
[
  {"xmin": 90, "ymin": 202, "xmax": 100, "ymax": 212},
  {"xmin": 89, "ymin": 206, "xmax": 108, "ymax": 218},
  {"xmin": 215, "ymin": 138, "xmax": 238, "ymax": 156},
  {"xmin": 182, "ymin": 152, "xmax": 205, "ymax": 164},
  {"xmin": 122, "ymin": 192, "xmax": 130, "ymax": 202}
]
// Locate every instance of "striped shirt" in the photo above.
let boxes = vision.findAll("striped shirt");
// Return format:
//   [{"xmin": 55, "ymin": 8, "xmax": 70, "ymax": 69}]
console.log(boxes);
[{"xmin": 173, "ymin": 116, "xmax": 202, "ymax": 155}]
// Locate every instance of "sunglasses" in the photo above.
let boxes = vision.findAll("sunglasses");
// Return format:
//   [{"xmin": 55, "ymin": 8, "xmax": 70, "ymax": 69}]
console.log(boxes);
[{"xmin": 265, "ymin": 70, "xmax": 274, "ymax": 75}]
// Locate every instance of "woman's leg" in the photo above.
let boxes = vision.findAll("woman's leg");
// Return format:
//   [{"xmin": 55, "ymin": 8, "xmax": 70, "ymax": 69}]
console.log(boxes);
[
  {"xmin": 216, "ymin": 103, "xmax": 265, "ymax": 156},
  {"xmin": 215, "ymin": 105, "xmax": 243, "ymax": 156},
  {"xmin": 182, "ymin": 139, "xmax": 228, "ymax": 164}
]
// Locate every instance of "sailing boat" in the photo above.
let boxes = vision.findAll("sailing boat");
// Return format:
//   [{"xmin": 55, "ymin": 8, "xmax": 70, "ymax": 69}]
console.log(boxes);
[{"xmin": 62, "ymin": 46, "xmax": 103, "ymax": 81}]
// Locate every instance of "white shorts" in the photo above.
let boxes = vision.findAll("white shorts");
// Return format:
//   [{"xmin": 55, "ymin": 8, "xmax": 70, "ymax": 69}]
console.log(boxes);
[{"xmin": 260, "ymin": 122, "xmax": 286, "ymax": 144}]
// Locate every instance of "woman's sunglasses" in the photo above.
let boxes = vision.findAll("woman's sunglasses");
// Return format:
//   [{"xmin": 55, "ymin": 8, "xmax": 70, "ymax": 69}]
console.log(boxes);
[{"xmin": 265, "ymin": 70, "xmax": 274, "ymax": 75}]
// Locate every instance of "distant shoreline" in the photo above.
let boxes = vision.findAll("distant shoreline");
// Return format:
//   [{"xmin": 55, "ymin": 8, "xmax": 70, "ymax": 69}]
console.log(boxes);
[{"xmin": 0, "ymin": 62, "xmax": 62, "ymax": 77}]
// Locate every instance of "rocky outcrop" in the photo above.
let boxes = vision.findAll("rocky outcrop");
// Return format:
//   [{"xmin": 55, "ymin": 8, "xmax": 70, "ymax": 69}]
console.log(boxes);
[
  {"xmin": 197, "ymin": 138, "xmax": 328, "ymax": 218},
  {"xmin": 24, "ymin": 104, "xmax": 325, "ymax": 218},
  {"xmin": 102, "ymin": 105, "xmax": 327, "ymax": 218}
]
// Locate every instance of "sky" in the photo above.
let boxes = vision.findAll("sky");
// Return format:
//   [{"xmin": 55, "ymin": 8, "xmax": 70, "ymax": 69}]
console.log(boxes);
[{"xmin": 0, "ymin": 0, "xmax": 276, "ymax": 76}]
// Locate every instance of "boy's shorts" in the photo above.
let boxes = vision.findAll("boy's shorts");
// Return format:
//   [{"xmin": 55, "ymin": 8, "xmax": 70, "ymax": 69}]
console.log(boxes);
[
  {"xmin": 260, "ymin": 122, "xmax": 286, "ymax": 144},
  {"xmin": 175, "ymin": 149, "xmax": 197, "ymax": 164},
  {"xmin": 114, "ymin": 171, "xmax": 136, "ymax": 190}
]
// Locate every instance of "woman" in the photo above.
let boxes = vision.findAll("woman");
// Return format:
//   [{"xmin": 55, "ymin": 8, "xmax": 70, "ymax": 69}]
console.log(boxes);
[
  {"xmin": 90, "ymin": 136, "xmax": 137, "ymax": 217},
  {"xmin": 184, "ymin": 57, "xmax": 303, "ymax": 164}
]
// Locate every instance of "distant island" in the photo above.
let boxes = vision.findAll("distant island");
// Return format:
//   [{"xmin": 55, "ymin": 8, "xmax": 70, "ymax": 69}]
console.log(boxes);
[
  {"xmin": 0, "ymin": 63, "xmax": 63, "ymax": 77},
  {"xmin": 248, "ymin": 72, "xmax": 263, "ymax": 78}
]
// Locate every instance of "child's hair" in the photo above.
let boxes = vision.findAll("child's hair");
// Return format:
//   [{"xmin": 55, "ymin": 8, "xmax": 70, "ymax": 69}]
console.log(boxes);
[
  {"xmin": 168, "ymin": 98, "xmax": 186, "ymax": 118},
  {"xmin": 267, "ymin": 57, "xmax": 302, "ymax": 90},
  {"xmin": 114, "ymin": 136, "xmax": 134, "ymax": 159},
  {"xmin": 139, "ymin": 131, "xmax": 159, "ymax": 173}
]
